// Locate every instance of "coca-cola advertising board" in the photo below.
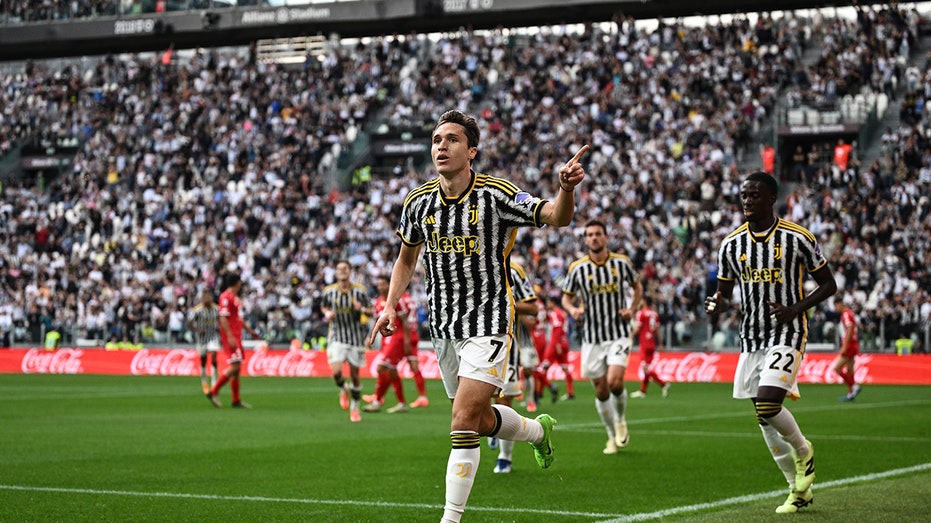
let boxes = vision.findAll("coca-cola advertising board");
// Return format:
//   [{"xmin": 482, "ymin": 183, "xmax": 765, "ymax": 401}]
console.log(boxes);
[{"xmin": 1, "ymin": 348, "xmax": 929, "ymax": 385}]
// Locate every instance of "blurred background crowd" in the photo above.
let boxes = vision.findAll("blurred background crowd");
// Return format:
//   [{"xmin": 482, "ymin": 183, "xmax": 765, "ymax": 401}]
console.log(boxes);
[{"xmin": 0, "ymin": 3, "xmax": 928, "ymax": 353}]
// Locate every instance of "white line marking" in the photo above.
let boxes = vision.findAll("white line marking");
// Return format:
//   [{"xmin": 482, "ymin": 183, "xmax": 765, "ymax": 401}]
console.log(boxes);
[
  {"xmin": 0, "ymin": 485, "xmax": 621, "ymax": 519},
  {"xmin": 592, "ymin": 462, "xmax": 931, "ymax": 523},
  {"xmin": 4, "ymin": 462, "xmax": 931, "ymax": 521},
  {"xmin": 588, "ymin": 429, "xmax": 931, "ymax": 443},
  {"xmin": 557, "ymin": 398, "xmax": 931, "ymax": 432}
]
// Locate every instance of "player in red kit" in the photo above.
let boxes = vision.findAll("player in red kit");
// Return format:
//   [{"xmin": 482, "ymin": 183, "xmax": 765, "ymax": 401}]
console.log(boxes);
[
  {"xmin": 542, "ymin": 295, "xmax": 574, "ymax": 402},
  {"xmin": 630, "ymin": 295, "xmax": 670, "ymax": 398},
  {"xmin": 833, "ymin": 296, "xmax": 862, "ymax": 402},
  {"xmin": 207, "ymin": 272, "xmax": 259, "ymax": 408},
  {"xmin": 365, "ymin": 275, "xmax": 415, "ymax": 413},
  {"xmin": 402, "ymin": 295, "xmax": 430, "ymax": 408},
  {"xmin": 526, "ymin": 296, "xmax": 550, "ymax": 411}
]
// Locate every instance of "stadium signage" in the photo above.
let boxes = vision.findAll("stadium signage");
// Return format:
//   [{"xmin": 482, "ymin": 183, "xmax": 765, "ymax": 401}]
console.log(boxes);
[
  {"xmin": 20, "ymin": 156, "xmax": 72, "ymax": 170},
  {"xmin": 778, "ymin": 123, "xmax": 860, "ymax": 135},
  {"xmin": 372, "ymin": 140, "xmax": 429, "ymax": 156},
  {"xmin": 3, "ymin": 350, "xmax": 930, "ymax": 385},
  {"xmin": 113, "ymin": 18, "xmax": 158, "ymax": 35},
  {"xmin": 130, "ymin": 349, "xmax": 200, "ymax": 375},
  {"xmin": 248, "ymin": 348, "xmax": 319, "ymax": 376},
  {"xmin": 21, "ymin": 348, "xmax": 84, "ymax": 374},
  {"xmin": 240, "ymin": 6, "xmax": 332, "ymax": 26},
  {"xmin": 442, "ymin": 0, "xmax": 494, "ymax": 13}
]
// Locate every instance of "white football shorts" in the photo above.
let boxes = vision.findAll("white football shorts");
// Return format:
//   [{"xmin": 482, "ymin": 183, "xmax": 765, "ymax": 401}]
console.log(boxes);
[
  {"xmin": 733, "ymin": 344, "xmax": 802, "ymax": 400},
  {"xmin": 580, "ymin": 337, "xmax": 631, "ymax": 379},
  {"xmin": 327, "ymin": 340, "xmax": 366, "ymax": 369},
  {"xmin": 433, "ymin": 334, "xmax": 509, "ymax": 399}
]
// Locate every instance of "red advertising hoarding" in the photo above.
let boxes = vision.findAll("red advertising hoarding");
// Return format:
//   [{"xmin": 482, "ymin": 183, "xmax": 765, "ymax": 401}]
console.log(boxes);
[{"xmin": 0, "ymin": 348, "xmax": 929, "ymax": 385}]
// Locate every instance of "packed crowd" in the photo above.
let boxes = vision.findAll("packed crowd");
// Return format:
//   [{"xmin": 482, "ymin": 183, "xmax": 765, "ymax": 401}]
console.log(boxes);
[
  {"xmin": 784, "ymin": 3, "xmax": 920, "ymax": 111},
  {"xmin": 0, "ymin": 5, "xmax": 928, "ymax": 352}
]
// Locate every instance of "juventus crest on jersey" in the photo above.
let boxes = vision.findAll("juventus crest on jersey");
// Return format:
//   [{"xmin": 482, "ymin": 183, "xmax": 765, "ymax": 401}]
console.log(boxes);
[
  {"xmin": 398, "ymin": 171, "xmax": 545, "ymax": 340},
  {"xmin": 716, "ymin": 218, "xmax": 828, "ymax": 351}
]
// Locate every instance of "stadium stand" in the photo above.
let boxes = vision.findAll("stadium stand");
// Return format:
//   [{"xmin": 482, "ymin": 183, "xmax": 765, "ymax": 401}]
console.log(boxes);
[{"xmin": 0, "ymin": 4, "xmax": 927, "ymax": 354}]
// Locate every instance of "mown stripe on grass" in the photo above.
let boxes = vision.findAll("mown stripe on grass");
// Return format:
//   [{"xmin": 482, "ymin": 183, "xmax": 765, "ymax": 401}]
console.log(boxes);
[{"xmin": 591, "ymin": 462, "xmax": 931, "ymax": 523}]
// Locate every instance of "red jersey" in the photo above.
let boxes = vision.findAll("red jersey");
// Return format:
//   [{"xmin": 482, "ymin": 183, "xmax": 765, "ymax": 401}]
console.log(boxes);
[
  {"xmin": 544, "ymin": 306, "xmax": 570, "ymax": 364},
  {"xmin": 547, "ymin": 307, "xmax": 568, "ymax": 347},
  {"xmin": 531, "ymin": 306, "xmax": 548, "ymax": 357},
  {"xmin": 374, "ymin": 292, "xmax": 418, "ymax": 361},
  {"xmin": 218, "ymin": 288, "xmax": 244, "ymax": 346},
  {"xmin": 839, "ymin": 308, "xmax": 859, "ymax": 355},
  {"xmin": 374, "ymin": 292, "xmax": 416, "ymax": 334},
  {"xmin": 635, "ymin": 307, "xmax": 660, "ymax": 351}
]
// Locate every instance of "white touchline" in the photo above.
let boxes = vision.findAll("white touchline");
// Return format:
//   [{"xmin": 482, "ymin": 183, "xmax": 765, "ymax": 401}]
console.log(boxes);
[
  {"xmin": 592, "ymin": 462, "xmax": 931, "ymax": 523},
  {"xmin": 3, "ymin": 462, "xmax": 930, "ymax": 521},
  {"xmin": 0, "ymin": 485, "xmax": 620, "ymax": 519}
]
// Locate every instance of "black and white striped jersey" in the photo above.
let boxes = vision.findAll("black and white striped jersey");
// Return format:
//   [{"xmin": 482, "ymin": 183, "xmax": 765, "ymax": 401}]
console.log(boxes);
[
  {"xmin": 563, "ymin": 252, "xmax": 639, "ymax": 344},
  {"xmin": 398, "ymin": 171, "xmax": 546, "ymax": 339},
  {"xmin": 509, "ymin": 261, "xmax": 538, "ymax": 349},
  {"xmin": 188, "ymin": 303, "xmax": 219, "ymax": 346},
  {"xmin": 716, "ymin": 218, "xmax": 829, "ymax": 352},
  {"xmin": 321, "ymin": 283, "xmax": 371, "ymax": 346}
]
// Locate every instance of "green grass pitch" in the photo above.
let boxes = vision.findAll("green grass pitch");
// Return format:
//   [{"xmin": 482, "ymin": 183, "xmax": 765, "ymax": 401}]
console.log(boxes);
[{"xmin": 1, "ymin": 374, "xmax": 929, "ymax": 522}]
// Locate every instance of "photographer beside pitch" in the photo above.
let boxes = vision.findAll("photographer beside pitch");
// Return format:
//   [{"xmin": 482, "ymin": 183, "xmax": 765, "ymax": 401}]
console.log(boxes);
[
  {"xmin": 368, "ymin": 109, "xmax": 588, "ymax": 523},
  {"xmin": 705, "ymin": 171, "xmax": 836, "ymax": 514}
]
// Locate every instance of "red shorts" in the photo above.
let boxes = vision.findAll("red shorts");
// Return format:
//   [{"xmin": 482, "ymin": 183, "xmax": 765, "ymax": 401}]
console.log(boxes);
[
  {"xmin": 840, "ymin": 345, "xmax": 859, "ymax": 359},
  {"xmin": 380, "ymin": 335, "xmax": 407, "ymax": 367},
  {"xmin": 381, "ymin": 331, "xmax": 420, "ymax": 367},
  {"xmin": 532, "ymin": 333, "xmax": 547, "ymax": 360},
  {"xmin": 544, "ymin": 340, "xmax": 570, "ymax": 365},
  {"xmin": 222, "ymin": 337, "xmax": 244, "ymax": 364},
  {"xmin": 639, "ymin": 347, "xmax": 657, "ymax": 365}
]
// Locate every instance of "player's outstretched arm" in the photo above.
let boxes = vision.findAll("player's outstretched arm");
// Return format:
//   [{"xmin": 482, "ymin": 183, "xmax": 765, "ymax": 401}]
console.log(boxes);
[{"xmin": 540, "ymin": 144, "xmax": 590, "ymax": 227}]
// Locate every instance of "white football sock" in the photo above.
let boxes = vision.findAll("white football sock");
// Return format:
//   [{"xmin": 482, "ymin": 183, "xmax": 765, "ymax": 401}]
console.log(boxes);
[
  {"xmin": 612, "ymin": 389, "xmax": 628, "ymax": 422},
  {"xmin": 442, "ymin": 434, "xmax": 480, "ymax": 523},
  {"xmin": 766, "ymin": 407, "xmax": 809, "ymax": 456},
  {"xmin": 491, "ymin": 403, "xmax": 543, "ymax": 443},
  {"xmin": 499, "ymin": 439, "xmax": 514, "ymax": 461},
  {"xmin": 596, "ymin": 397, "xmax": 616, "ymax": 438},
  {"xmin": 760, "ymin": 423, "xmax": 796, "ymax": 488}
]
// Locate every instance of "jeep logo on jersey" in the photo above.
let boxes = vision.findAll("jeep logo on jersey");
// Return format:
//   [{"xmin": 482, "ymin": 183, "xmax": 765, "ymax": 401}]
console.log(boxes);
[
  {"xmin": 740, "ymin": 266, "xmax": 783, "ymax": 284},
  {"xmin": 426, "ymin": 231, "xmax": 481, "ymax": 256}
]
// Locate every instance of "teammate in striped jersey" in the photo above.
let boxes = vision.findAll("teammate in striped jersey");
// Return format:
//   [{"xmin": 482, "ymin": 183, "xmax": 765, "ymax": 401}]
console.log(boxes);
[
  {"xmin": 187, "ymin": 290, "xmax": 220, "ymax": 395},
  {"xmin": 562, "ymin": 219, "xmax": 642, "ymax": 455},
  {"xmin": 368, "ymin": 110, "xmax": 588, "ymax": 523},
  {"xmin": 705, "ymin": 171, "xmax": 837, "ymax": 514},
  {"xmin": 321, "ymin": 260, "xmax": 373, "ymax": 423},
  {"xmin": 487, "ymin": 261, "xmax": 541, "ymax": 474}
]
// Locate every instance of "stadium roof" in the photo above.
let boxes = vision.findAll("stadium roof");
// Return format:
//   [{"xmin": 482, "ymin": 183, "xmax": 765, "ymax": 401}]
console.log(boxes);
[{"xmin": 0, "ymin": 0, "xmax": 889, "ymax": 61}]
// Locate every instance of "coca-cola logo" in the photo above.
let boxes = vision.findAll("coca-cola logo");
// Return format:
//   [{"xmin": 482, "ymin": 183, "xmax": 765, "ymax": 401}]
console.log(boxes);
[
  {"xmin": 651, "ymin": 353, "xmax": 723, "ymax": 382},
  {"xmin": 798, "ymin": 354, "xmax": 873, "ymax": 384},
  {"xmin": 247, "ymin": 349, "xmax": 320, "ymax": 377},
  {"xmin": 130, "ymin": 349, "xmax": 200, "ymax": 376},
  {"xmin": 21, "ymin": 348, "xmax": 84, "ymax": 374},
  {"xmin": 371, "ymin": 352, "xmax": 442, "ymax": 380}
]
